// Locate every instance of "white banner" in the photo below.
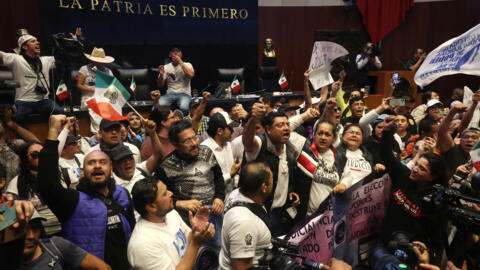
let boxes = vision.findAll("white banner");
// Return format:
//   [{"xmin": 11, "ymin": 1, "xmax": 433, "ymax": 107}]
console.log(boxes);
[
  {"xmin": 415, "ymin": 24, "xmax": 480, "ymax": 87},
  {"xmin": 308, "ymin": 41, "xmax": 348, "ymax": 90}
]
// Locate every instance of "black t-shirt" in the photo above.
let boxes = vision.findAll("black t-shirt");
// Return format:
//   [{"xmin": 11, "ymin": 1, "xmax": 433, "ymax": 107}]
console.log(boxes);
[
  {"xmin": 442, "ymin": 145, "xmax": 469, "ymax": 177},
  {"xmin": 404, "ymin": 57, "xmax": 418, "ymax": 70},
  {"xmin": 340, "ymin": 116, "xmax": 360, "ymax": 126}
]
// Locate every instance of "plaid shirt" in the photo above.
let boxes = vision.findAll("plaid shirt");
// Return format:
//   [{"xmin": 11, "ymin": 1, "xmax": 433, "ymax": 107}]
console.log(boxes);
[{"xmin": 183, "ymin": 115, "xmax": 210, "ymax": 136}]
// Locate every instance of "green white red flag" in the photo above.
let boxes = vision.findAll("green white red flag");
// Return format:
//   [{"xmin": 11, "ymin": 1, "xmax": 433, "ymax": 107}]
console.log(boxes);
[
  {"xmin": 231, "ymin": 75, "xmax": 241, "ymax": 93},
  {"xmin": 470, "ymin": 140, "xmax": 480, "ymax": 171},
  {"xmin": 56, "ymin": 80, "xmax": 68, "ymax": 101},
  {"xmin": 130, "ymin": 75, "xmax": 137, "ymax": 96},
  {"xmin": 86, "ymin": 70, "xmax": 131, "ymax": 121},
  {"xmin": 278, "ymin": 72, "xmax": 288, "ymax": 89}
]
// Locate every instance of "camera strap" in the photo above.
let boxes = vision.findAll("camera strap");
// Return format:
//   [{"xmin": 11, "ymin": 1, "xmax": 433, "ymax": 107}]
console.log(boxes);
[
  {"xmin": 230, "ymin": 201, "xmax": 270, "ymax": 230},
  {"xmin": 22, "ymin": 55, "xmax": 50, "ymax": 93}
]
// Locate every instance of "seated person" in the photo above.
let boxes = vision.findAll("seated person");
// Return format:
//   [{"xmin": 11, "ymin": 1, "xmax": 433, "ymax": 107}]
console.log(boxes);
[
  {"xmin": 404, "ymin": 48, "xmax": 427, "ymax": 71},
  {"xmin": 157, "ymin": 45, "xmax": 195, "ymax": 114}
]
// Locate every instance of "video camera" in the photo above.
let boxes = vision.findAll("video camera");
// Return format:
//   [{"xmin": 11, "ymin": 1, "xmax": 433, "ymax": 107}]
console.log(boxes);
[
  {"xmin": 370, "ymin": 231, "xmax": 426, "ymax": 270},
  {"xmin": 422, "ymin": 172, "xmax": 480, "ymax": 235},
  {"xmin": 52, "ymin": 33, "xmax": 84, "ymax": 64},
  {"xmin": 254, "ymin": 238, "xmax": 325, "ymax": 270}
]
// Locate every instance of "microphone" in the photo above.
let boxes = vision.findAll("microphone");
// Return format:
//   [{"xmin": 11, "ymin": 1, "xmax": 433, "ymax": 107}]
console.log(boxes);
[{"xmin": 302, "ymin": 259, "xmax": 325, "ymax": 270}]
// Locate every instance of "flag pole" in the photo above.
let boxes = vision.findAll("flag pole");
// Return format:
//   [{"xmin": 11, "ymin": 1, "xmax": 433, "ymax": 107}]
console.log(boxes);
[{"xmin": 125, "ymin": 102, "xmax": 146, "ymax": 122}]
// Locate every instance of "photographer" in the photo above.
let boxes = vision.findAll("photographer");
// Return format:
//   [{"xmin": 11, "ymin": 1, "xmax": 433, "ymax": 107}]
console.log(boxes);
[
  {"xmin": 379, "ymin": 115, "xmax": 448, "ymax": 266},
  {"xmin": 404, "ymin": 48, "xmax": 427, "ymax": 71},
  {"xmin": 0, "ymin": 29, "xmax": 82, "ymax": 125},
  {"xmin": 356, "ymin": 42, "xmax": 382, "ymax": 89},
  {"xmin": 219, "ymin": 162, "xmax": 273, "ymax": 270}
]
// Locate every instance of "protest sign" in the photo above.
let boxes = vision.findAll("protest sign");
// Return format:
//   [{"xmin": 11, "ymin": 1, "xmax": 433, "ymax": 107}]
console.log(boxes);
[
  {"xmin": 308, "ymin": 42, "xmax": 348, "ymax": 90},
  {"xmin": 286, "ymin": 173, "xmax": 391, "ymax": 267},
  {"xmin": 415, "ymin": 24, "xmax": 480, "ymax": 87}
]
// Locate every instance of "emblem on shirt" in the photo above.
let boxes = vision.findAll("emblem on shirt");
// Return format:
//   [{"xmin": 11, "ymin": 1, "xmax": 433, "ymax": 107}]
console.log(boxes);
[
  {"xmin": 104, "ymin": 85, "xmax": 119, "ymax": 104},
  {"xmin": 244, "ymin": 233, "xmax": 252, "ymax": 246},
  {"xmin": 194, "ymin": 168, "xmax": 203, "ymax": 176}
]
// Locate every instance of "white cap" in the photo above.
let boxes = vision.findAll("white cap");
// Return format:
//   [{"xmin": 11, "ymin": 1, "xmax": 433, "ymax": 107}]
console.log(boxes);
[
  {"xmin": 300, "ymin": 97, "xmax": 322, "ymax": 108},
  {"xmin": 17, "ymin": 34, "xmax": 36, "ymax": 54},
  {"xmin": 426, "ymin": 99, "xmax": 443, "ymax": 109}
]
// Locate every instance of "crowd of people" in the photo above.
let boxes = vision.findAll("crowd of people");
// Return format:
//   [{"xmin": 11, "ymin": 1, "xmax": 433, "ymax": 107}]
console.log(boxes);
[{"xmin": 0, "ymin": 31, "xmax": 479, "ymax": 270}]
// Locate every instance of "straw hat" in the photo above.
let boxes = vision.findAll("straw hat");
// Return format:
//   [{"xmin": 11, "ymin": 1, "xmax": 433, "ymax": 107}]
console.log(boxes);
[{"xmin": 84, "ymin": 47, "xmax": 115, "ymax": 63}]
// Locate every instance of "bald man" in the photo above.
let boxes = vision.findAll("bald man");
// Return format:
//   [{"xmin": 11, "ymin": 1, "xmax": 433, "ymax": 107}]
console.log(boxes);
[{"xmin": 38, "ymin": 115, "xmax": 135, "ymax": 270}]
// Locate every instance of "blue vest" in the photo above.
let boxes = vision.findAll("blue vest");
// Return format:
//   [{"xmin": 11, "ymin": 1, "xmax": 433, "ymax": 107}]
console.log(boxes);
[{"xmin": 62, "ymin": 184, "xmax": 132, "ymax": 260}]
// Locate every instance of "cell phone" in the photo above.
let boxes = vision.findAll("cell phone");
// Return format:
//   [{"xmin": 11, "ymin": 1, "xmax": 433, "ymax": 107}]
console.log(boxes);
[
  {"xmin": 0, "ymin": 201, "xmax": 17, "ymax": 231},
  {"xmin": 392, "ymin": 72, "xmax": 400, "ymax": 86},
  {"xmin": 389, "ymin": 98, "xmax": 405, "ymax": 107}
]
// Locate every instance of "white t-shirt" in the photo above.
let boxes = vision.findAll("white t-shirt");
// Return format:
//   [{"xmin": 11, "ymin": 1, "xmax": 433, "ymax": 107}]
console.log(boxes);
[
  {"xmin": 245, "ymin": 135, "xmax": 304, "ymax": 209},
  {"xmin": 127, "ymin": 210, "xmax": 192, "ymax": 270},
  {"xmin": 201, "ymin": 137, "xmax": 236, "ymax": 196},
  {"xmin": 340, "ymin": 149, "xmax": 372, "ymax": 189},
  {"xmin": 1, "ymin": 52, "xmax": 54, "ymax": 102},
  {"xmin": 89, "ymin": 142, "xmax": 141, "ymax": 164},
  {"xmin": 219, "ymin": 189, "xmax": 272, "ymax": 269},
  {"xmin": 231, "ymin": 136, "xmax": 244, "ymax": 160},
  {"xmin": 163, "ymin": 62, "xmax": 194, "ymax": 95},
  {"xmin": 59, "ymin": 154, "xmax": 84, "ymax": 188},
  {"xmin": 78, "ymin": 64, "xmax": 113, "ymax": 108},
  {"xmin": 307, "ymin": 148, "xmax": 339, "ymax": 216}
]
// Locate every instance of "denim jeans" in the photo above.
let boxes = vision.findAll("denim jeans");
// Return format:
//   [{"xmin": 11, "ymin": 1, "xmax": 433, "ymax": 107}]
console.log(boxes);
[
  {"xmin": 158, "ymin": 92, "xmax": 191, "ymax": 114},
  {"xmin": 13, "ymin": 99, "xmax": 64, "ymax": 126}
]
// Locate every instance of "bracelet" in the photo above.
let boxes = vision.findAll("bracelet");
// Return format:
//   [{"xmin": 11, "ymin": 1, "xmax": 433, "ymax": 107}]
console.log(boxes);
[{"xmin": 180, "ymin": 62, "xmax": 184, "ymax": 67}]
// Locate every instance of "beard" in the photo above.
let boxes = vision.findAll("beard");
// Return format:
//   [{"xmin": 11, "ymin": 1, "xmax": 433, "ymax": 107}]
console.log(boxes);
[{"xmin": 87, "ymin": 177, "xmax": 109, "ymax": 189}]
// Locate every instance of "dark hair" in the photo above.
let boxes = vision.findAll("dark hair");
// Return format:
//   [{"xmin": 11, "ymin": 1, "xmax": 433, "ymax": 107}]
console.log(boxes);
[
  {"xmin": 314, "ymin": 120, "xmax": 337, "ymax": 138},
  {"xmin": 261, "ymin": 111, "xmax": 288, "ymax": 128},
  {"xmin": 418, "ymin": 117, "xmax": 438, "ymax": 135},
  {"xmin": 17, "ymin": 142, "xmax": 42, "ymax": 199},
  {"xmin": 420, "ymin": 152, "xmax": 448, "ymax": 187},
  {"xmin": 168, "ymin": 119, "xmax": 193, "ymax": 144},
  {"xmin": 260, "ymin": 93, "xmax": 273, "ymax": 106},
  {"xmin": 348, "ymin": 96, "xmax": 364, "ymax": 107},
  {"xmin": 343, "ymin": 89, "xmax": 363, "ymax": 101},
  {"xmin": 149, "ymin": 106, "xmax": 171, "ymax": 129},
  {"xmin": 342, "ymin": 123, "xmax": 363, "ymax": 137},
  {"xmin": 239, "ymin": 162, "xmax": 271, "ymax": 196},
  {"xmin": 131, "ymin": 177, "xmax": 160, "ymax": 218},
  {"xmin": 422, "ymin": 91, "xmax": 436, "ymax": 104},
  {"xmin": 206, "ymin": 113, "xmax": 228, "ymax": 138}
]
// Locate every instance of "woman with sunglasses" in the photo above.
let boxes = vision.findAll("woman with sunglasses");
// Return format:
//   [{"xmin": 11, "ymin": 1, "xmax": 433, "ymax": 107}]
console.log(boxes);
[{"xmin": 6, "ymin": 142, "xmax": 62, "ymax": 236}]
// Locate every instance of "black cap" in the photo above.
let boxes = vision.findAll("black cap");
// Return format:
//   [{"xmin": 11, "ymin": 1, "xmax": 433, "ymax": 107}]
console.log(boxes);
[
  {"xmin": 170, "ymin": 44, "xmax": 183, "ymax": 52},
  {"xmin": 110, "ymin": 144, "xmax": 134, "ymax": 162},
  {"xmin": 278, "ymin": 103, "xmax": 300, "ymax": 112},
  {"xmin": 65, "ymin": 135, "xmax": 80, "ymax": 145},
  {"xmin": 100, "ymin": 119, "xmax": 121, "ymax": 130}
]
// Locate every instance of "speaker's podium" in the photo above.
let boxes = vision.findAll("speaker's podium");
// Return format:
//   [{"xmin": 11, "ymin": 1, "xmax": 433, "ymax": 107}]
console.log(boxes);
[{"xmin": 364, "ymin": 70, "xmax": 418, "ymax": 108}]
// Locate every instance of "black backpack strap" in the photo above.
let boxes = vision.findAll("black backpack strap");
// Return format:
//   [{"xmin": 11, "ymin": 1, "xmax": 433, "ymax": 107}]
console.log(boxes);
[
  {"xmin": 92, "ymin": 194, "xmax": 128, "ymax": 218},
  {"xmin": 60, "ymin": 168, "xmax": 72, "ymax": 188},
  {"xmin": 73, "ymin": 155, "xmax": 81, "ymax": 167},
  {"xmin": 136, "ymin": 167, "xmax": 149, "ymax": 178},
  {"xmin": 229, "ymin": 201, "xmax": 270, "ymax": 230}
]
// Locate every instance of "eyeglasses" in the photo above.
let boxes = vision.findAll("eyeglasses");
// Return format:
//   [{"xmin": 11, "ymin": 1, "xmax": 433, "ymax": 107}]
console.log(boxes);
[
  {"xmin": 462, "ymin": 135, "xmax": 479, "ymax": 140},
  {"xmin": 180, "ymin": 136, "xmax": 198, "ymax": 146},
  {"xmin": 345, "ymin": 130, "xmax": 362, "ymax": 136},
  {"xmin": 29, "ymin": 151, "xmax": 40, "ymax": 159}
]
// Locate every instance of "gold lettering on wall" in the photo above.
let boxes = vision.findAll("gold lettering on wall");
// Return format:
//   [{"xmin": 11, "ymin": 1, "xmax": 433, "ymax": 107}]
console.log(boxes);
[
  {"xmin": 91, "ymin": 0, "xmax": 99, "ymax": 10},
  {"xmin": 168, "ymin": 5, "xmax": 176, "ymax": 16},
  {"xmin": 239, "ymin": 9, "xmax": 248, "ymax": 19},
  {"xmin": 113, "ymin": 0, "xmax": 122, "ymax": 12},
  {"xmin": 191, "ymin": 6, "xmax": 200, "ymax": 18},
  {"xmin": 221, "ymin": 8, "xmax": 228, "ymax": 19},
  {"xmin": 59, "ymin": 0, "xmax": 69, "ymax": 8},
  {"xmin": 143, "ymin": 3, "xmax": 153, "ymax": 15},
  {"xmin": 101, "ymin": 0, "xmax": 112, "ymax": 12},
  {"xmin": 71, "ymin": 0, "xmax": 83, "ymax": 9},
  {"xmin": 208, "ymin": 8, "xmax": 219, "ymax": 19},
  {"xmin": 124, "ymin": 1, "xmax": 134, "ymax": 14},
  {"xmin": 230, "ymin": 8, "xmax": 238, "ymax": 19},
  {"xmin": 182, "ymin": 6, "xmax": 190, "ymax": 17}
]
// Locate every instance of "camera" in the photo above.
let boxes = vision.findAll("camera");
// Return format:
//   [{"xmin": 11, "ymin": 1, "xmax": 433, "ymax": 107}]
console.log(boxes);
[
  {"xmin": 422, "ymin": 172, "xmax": 480, "ymax": 235},
  {"xmin": 370, "ymin": 231, "xmax": 425, "ymax": 270},
  {"xmin": 255, "ymin": 238, "xmax": 325, "ymax": 270},
  {"xmin": 35, "ymin": 85, "xmax": 48, "ymax": 95},
  {"xmin": 367, "ymin": 44, "xmax": 381, "ymax": 57},
  {"xmin": 52, "ymin": 33, "xmax": 84, "ymax": 64}
]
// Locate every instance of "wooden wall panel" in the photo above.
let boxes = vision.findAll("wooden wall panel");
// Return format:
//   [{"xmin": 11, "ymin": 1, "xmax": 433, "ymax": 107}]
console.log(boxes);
[{"xmin": 258, "ymin": 0, "xmax": 480, "ymax": 97}]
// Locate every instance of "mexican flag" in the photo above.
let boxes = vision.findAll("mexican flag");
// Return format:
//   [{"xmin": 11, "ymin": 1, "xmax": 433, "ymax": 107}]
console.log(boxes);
[
  {"xmin": 231, "ymin": 75, "xmax": 241, "ymax": 93},
  {"xmin": 56, "ymin": 80, "xmax": 68, "ymax": 101},
  {"xmin": 278, "ymin": 72, "xmax": 288, "ymax": 89},
  {"xmin": 86, "ymin": 70, "xmax": 131, "ymax": 121},
  {"xmin": 130, "ymin": 75, "xmax": 137, "ymax": 96},
  {"xmin": 470, "ymin": 140, "xmax": 480, "ymax": 171}
]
